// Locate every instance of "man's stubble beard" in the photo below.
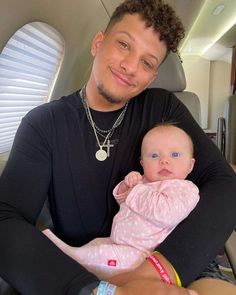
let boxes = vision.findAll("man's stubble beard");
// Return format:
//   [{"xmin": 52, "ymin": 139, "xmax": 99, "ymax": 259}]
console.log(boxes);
[{"xmin": 97, "ymin": 83, "xmax": 125, "ymax": 105}]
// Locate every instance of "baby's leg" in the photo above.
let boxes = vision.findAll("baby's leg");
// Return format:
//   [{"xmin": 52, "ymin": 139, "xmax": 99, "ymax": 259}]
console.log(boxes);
[
  {"xmin": 42, "ymin": 229, "xmax": 118, "ymax": 268},
  {"xmin": 43, "ymin": 229, "xmax": 76, "ymax": 259},
  {"xmin": 43, "ymin": 229, "xmax": 148, "ymax": 279}
]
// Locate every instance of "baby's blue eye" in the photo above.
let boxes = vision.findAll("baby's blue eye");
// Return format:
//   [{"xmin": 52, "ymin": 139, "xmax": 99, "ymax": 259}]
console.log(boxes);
[
  {"xmin": 171, "ymin": 152, "xmax": 181, "ymax": 158},
  {"xmin": 151, "ymin": 153, "xmax": 159, "ymax": 158}
]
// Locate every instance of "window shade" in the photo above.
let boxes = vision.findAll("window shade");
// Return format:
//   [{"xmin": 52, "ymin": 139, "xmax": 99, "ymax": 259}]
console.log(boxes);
[{"xmin": 0, "ymin": 22, "xmax": 65, "ymax": 153}]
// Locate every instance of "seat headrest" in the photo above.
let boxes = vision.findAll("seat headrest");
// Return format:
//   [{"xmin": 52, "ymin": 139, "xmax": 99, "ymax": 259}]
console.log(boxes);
[{"xmin": 149, "ymin": 52, "xmax": 186, "ymax": 92}]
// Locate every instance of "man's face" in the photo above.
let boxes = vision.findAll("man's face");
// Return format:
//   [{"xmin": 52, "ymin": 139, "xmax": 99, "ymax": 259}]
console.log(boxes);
[{"xmin": 90, "ymin": 13, "xmax": 167, "ymax": 105}]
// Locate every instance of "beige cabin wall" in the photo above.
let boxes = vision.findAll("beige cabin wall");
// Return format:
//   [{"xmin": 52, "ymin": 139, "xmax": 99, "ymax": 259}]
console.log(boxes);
[
  {"xmin": 182, "ymin": 55, "xmax": 210, "ymax": 129},
  {"xmin": 208, "ymin": 61, "xmax": 231, "ymax": 132}
]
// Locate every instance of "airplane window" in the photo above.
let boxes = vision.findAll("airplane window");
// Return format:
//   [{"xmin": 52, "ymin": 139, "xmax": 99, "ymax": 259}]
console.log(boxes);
[{"xmin": 0, "ymin": 22, "xmax": 65, "ymax": 153}]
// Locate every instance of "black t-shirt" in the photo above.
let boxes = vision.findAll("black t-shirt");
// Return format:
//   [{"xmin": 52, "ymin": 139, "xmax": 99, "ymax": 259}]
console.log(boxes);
[{"xmin": 0, "ymin": 88, "xmax": 236, "ymax": 294}]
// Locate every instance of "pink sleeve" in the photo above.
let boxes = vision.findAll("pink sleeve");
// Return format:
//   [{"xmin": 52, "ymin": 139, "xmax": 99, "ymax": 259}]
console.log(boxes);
[
  {"xmin": 125, "ymin": 179, "xmax": 199, "ymax": 227},
  {"xmin": 113, "ymin": 181, "xmax": 131, "ymax": 205}
]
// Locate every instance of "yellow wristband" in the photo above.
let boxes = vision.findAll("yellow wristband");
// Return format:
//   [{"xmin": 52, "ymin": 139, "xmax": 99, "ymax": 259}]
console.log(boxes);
[{"xmin": 172, "ymin": 267, "xmax": 182, "ymax": 287}]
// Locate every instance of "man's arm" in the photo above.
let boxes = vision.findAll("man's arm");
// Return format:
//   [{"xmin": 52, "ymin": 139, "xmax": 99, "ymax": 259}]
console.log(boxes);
[
  {"xmin": 96, "ymin": 90, "xmax": 236, "ymax": 294},
  {"xmin": 92, "ymin": 252, "xmax": 198, "ymax": 295},
  {"xmin": 0, "ymin": 106, "xmax": 99, "ymax": 294}
]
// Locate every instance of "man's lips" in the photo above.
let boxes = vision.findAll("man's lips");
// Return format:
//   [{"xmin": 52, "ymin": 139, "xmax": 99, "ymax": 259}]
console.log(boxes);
[
  {"xmin": 158, "ymin": 169, "xmax": 172, "ymax": 177},
  {"xmin": 110, "ymin": 67, "xmax": 135, "ymax": 86}
]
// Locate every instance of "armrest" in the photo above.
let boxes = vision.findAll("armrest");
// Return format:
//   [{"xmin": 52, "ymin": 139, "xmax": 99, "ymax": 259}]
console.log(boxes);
[{"xmin": 225, "ymin": 230, "xmax": 236, "ymax": 279}]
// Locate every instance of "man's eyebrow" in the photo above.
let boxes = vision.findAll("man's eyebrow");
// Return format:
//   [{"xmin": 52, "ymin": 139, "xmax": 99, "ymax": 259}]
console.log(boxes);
[
  {"xmin": 115, "ymin": 31, "xmax": 159, "ymax": 64},
  {"xmin": 116, "ymin": 30, "xmax": 135, "ymax": 41}
]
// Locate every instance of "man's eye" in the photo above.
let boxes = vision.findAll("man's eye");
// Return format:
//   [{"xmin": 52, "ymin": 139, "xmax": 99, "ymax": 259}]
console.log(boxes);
[
  {"xmin": 171, "ymin": 152, "xmax": 181, "ymax": 158},
  {"xmin": 118, "ymin": 40, "xmax": 129, "ymax": 49},
  {"xmin": 142, "ymin": 59, "xmax": 154, "ymax": 70},
  {"xmin": 151, "ymin": 153, "xmax": 159, "ymax": 158}
]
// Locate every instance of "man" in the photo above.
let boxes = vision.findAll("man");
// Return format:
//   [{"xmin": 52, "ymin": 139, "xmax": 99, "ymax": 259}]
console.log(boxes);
[{"xmin": 0, "ymin": 0, "xmax": 236, "ymax": 294}]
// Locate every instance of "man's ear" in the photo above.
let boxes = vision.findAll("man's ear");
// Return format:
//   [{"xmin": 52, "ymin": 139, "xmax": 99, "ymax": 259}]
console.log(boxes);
[{"xmin": 91, "ymin": 31, "xmax": 105, "ymax": 57}]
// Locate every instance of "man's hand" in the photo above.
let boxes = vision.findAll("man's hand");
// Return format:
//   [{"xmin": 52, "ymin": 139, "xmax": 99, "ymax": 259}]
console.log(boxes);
[
  {"xmin": 107, "ymin": 252, "xmax": 199, "ymax": 295},
  {"xmin": 93, "ymin": 278, "xmax": 198, "ymax": 295},
  {"xmin": 115, "ymin": 278, "xmax": 198, "ymax": 295}
]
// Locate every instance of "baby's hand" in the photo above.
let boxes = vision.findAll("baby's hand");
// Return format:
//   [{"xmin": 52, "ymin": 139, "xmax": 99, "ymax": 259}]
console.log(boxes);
[{"xmin": 124, "ymin": 171, "xmax": 142, "ymax": 188}]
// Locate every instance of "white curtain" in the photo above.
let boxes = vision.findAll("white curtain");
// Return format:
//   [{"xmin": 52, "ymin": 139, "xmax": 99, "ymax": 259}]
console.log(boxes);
[{"xmin": 0, "ymin": 22, "xmax": 64, "ymax": 153}]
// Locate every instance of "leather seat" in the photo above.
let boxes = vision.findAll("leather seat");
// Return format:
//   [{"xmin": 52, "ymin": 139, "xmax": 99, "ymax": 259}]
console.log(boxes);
[{"xmin": 149, "ymin": 52, "xmax": 201, "ymax": 126}]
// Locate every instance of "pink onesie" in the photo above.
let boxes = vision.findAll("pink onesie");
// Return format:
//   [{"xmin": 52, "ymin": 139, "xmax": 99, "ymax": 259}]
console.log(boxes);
[{"xmin": 44, "ymin": 179, "xmax": 199, "ymax": 279}]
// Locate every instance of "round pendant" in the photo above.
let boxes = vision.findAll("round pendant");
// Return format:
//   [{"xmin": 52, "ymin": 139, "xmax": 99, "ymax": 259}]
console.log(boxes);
[{"xmin": 95, "ymin": 149, "xmax": 107, "ymax": 161}]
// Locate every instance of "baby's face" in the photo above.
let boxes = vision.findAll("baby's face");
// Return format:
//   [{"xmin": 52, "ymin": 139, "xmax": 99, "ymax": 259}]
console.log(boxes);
[{"xmin": 140, "ymin": 126, "xmax": 195, "ymax": 182}]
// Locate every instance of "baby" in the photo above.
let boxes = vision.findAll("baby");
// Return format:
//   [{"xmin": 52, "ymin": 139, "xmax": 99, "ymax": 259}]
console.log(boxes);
[{"xmin": 43, "ymin": 123, "xmax": 199, "ymax": 279}]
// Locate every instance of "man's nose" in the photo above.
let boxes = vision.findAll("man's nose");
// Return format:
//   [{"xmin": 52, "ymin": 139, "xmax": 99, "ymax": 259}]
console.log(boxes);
[{"xmin": 120, "ymin": 54, "xmax": 139, "ymax": 74}]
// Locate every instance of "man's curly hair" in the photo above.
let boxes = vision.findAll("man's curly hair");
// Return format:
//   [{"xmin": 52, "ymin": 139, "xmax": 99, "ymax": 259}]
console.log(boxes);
[{"xmin": 106, "ymin": 0, "xmax": 185, "ymax": 53}]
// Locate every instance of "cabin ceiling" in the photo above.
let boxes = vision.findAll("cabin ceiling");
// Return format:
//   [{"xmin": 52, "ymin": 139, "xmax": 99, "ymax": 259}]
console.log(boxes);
[
  {"xmin": 178, "ymin": 0, "xmax": 236, "ymax": 63},
  {"xmin": 2, "ymin": 0, "xmax": 235, "ymax": 65},
  {"xmin": 103, "ymin": 0, "xmax": 236, "ymax": 63}
]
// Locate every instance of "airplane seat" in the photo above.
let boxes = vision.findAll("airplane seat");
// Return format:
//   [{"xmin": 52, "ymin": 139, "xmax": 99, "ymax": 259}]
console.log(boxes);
[
  {"xmin": 149, "ymin": 52, "xmax": 201, "ymax": 126},
  {"xmin": 224, "ymin": 94, "xmax": 236, "ymax": 165},
  {"xmin": 216, "ymin": 94, "xmax": 236, "ymax": 164},
  {"xmin": 217, "ymin": 94, "xmax": 236, "ymax": 278}
]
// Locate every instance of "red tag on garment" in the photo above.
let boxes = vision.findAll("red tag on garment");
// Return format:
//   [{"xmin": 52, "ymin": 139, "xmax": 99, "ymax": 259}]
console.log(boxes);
[{"xmin": 107, "ymin": 259, "xmax": 117, "ymax": 267}]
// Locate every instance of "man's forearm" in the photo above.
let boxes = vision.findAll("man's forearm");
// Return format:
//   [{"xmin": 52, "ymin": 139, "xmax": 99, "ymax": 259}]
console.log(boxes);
[
  {"xmin": 91, "ymin": 253, "xmax": 198, "ymax": 295},
  {"xmin": 94, "ymin": 252, "xmax": 179, "ymax": 290}
]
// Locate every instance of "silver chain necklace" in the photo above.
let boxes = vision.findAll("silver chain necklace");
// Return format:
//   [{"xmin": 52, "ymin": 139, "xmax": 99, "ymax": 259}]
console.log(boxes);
[
  {"xmin": 81, "ymin": 86, "xmax": 128, "ymax": 139},
  {"xmin": 80, "ymin": 85, "xmax": 129, "ymax": 161}
]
